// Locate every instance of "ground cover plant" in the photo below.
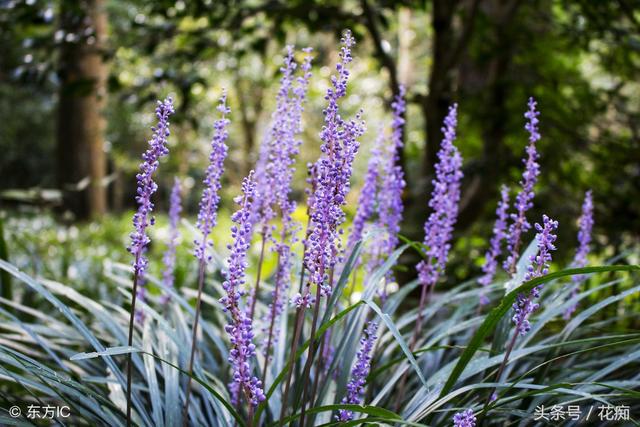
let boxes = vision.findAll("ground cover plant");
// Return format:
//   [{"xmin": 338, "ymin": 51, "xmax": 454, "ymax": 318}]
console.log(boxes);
[{"xmin": 1, "ymin": 28, "xmax": 639, "ymax": 427}]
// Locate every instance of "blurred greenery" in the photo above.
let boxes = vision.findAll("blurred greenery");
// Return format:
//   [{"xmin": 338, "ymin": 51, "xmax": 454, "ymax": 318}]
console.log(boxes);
[{"xmin": 0, "ymin": 0, "xmax": 638, "ymax": 285}]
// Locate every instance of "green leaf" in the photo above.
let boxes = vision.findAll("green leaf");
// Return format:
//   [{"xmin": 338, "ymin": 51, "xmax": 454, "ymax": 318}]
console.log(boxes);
[
  {"xmin": 139, "ymin": 351, "xmax": 244, "ymax": 427},
  {"xmin": 0, "ymin": 259, "xmax": 154, "ymax": 427},
  {"xmin": 254, "ymin": 301, "xmax": 365, "ymax": 423},
  {"xmin": 270, "ymin": 403, "xmax": 401, "ymax": 427},
  {"xmin": 365, "ymin": 299, "xmax": 429, "ymax": 389},
  {"xmin": 437, "ymin": 265, "xmax": 640, "ymax": 402},
  {"xmin": 70, "ymin": 346, "xmax": 140, "ymax": 361}
]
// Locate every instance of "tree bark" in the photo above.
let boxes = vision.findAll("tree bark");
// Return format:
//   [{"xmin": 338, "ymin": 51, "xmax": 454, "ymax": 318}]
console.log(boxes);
[
  {"xmin": 456, "ymin": 0, "xmax": 522, "ymax": 228},
  {"xmin": 57, "ymin": 0, "xmax": 108, "ymax": 219}
]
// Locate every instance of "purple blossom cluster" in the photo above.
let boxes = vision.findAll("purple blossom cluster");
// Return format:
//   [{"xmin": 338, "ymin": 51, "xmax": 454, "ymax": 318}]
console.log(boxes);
[
  {"xmin": 504, "ymin": 97, "xmax": 541, "ymax": 273},
  {"xmin": 416, "ymin": 104, "xmax": 463, "ymax": 290},
  {"xmin": 194, "ymin": 93, "xmax": 230, "ymax": 262},
  {"xmin": 128, "ymin": 97, "xmax": 174, "ymax": 322},
  {"xmin": 512, "ymin": 214, "xmax": 559, "ymax": 335},
  {"xmin": 256, "ymin": 47, "xmax": 313, "ymax": 352},
  {"xmin": 368, "ymin": 87, "xmax": 407, "ymax": 299},
  {"xmin": 347, "ymin": 131, "xmax": 383, "ymax": 252},
  {"xmin": 129, "ymin": 97, "xmax": 174, "ymax": 277},
  {"xmin": 453, "ymin": 409, "xmax": 476, "ymax": 427},
  {"xmin": 220, "ymin": 172, "xmax": 266, "ymax": 406},
  {"xmin": 478, "ymin": 185, "xmax": 510, "ymax": 304},
  {"xmin": 160, "ymin": 177, "xmax": 182, "ymax": 305},
  {"xmin": 337, "ymin": 321, "xmax": 379, "ymax": 422},
  {"xmin": 302, "ymin": 30, "xmax": 365, "ymax": 298},
  {"xmin": 564, "ymin": 190, "xmax": 594, "ymax": 319},
  {"xmin": 254, "ymin": 46, "xmax": 312, "ymax": 237}
]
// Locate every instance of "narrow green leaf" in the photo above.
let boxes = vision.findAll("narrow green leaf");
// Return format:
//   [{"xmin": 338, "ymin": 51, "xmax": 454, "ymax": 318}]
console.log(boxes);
[
  {"xmin": 254, "ymin": 301, "xmax": 365, "ymax": 422},
  {"xmin": 70, "ymin": 346, "xmax": 140, "ymax": 361},
  {"xmin": 139, "ymin": 351, "xmax": 244, "ymax": 427},
  {"xmin": 438, "ymin": 265, "xmax": 640, "ymax": 400},
  {"xmin": 270, "ymin": 403, "xmax": 401, "ymax": 427}
]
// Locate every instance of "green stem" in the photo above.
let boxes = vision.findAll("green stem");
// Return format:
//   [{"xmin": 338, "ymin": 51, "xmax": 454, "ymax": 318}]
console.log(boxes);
[
  {"xmin": 182, "ymin": 259, "xmax": 207, "ymax": 427},
  {"xmin": 126, "ymin": 257, "xmax": 141, "ymax": 427},
  {"xmin": 249, "ymin": 232, "xmax": 267, "ymax": 321}
]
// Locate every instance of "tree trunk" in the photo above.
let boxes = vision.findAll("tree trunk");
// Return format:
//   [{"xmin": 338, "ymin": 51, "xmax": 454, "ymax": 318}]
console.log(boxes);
[
  {"xmin": 57, "ymin": 0, "xmax": 108, "ymax": 219},
  {"xmin": 456, "ymin": 0, "xmax": 522, "ymax": 229},
  {"xmin": 423, "ymin": 0, "xmax": 458, "ymax": 180}
]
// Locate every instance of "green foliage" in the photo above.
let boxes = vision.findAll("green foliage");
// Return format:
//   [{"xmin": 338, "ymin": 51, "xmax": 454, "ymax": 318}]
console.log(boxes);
[{"xmin": 0, "ymin": 228, "xmax": 638, "ymax": 425}]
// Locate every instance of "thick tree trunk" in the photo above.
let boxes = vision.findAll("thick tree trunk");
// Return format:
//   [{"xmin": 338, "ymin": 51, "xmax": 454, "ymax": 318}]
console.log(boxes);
[
  {"xmin": 456, "ymin": 0, "xmax": 522, "ymax": 228},
  {"xmin": 57, "ymin": 0, "xmax": 108, "ymax": 219},
  {"xmin": 423, "ymin": 0, "xmax": 458, "ymax": 180}
]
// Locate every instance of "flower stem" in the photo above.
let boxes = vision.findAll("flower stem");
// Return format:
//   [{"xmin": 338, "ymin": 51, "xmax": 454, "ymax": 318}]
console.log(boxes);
[
  {"xmin": 249, "ymin": 231, "xmax": 267, "ymax": 321},
  {"xmin": 279, "ymin": 306, "xmax": 304, "ymax": 426},
  {"xmin": 182, "ymin": 259, "xmax": 207, "ymax": 427},
  {"xmin": 262, "ymin": 249, "xmax": 282, "ymax": 386},
  {"xmin": 125, "ymin": 263, "xmax": 140, "ymax": 427},
  {"xmin": 483, "ymin": 319, "xmax": 521, "ymax": 413},
  {"xmin": 307, "ymin": 271, "xmax": 332, "ymax": 423},
  {"xmin": 299, "ymin": 284, "xmax": 322, "ymax": 427},
  {"xmin": 279, "ymin": 215, "xmax": 311, "ymax": 426},
  {"xmin": 395, "ymin": 281, "xmax": 434, "ymax": 410}
]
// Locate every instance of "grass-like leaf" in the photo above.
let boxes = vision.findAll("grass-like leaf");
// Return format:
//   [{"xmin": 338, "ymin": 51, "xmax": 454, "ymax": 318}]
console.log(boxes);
[{"xmin": 437, "ymin": 265, "xmax": 640, "ymax": 401}]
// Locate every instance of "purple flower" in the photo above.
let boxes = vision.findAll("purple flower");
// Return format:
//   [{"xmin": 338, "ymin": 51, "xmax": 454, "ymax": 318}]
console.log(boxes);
[
  {"xmin": 194, "ymin": 92, "xmax": 230, "ymax": 262},
  {"xmin": 255, "ymin": 47, "xmax": 313, "ymax": 354},
  {"xmin": 453, "ymin": 409, "xmax": 476, "ymax": 427},
  {"xmin": 369, "ymin": 86, "xmax": 406, "ymax": 299},
  {"xmin": 303, "ymin": 30, "xmax": 365, "ymax": 298},
  {"xmin": 220, "ymin": 172, "xmax": 265, "ymax": 406},
  {"xmin": 254, "ymin": 46, "xmax": 310, "ymax": 235},
  {"xmin": 337, "ymin": 321, "xmax": 378, "ymax": 421},
  {"xmin": 478, "ymin": 185, "xmax": 510, "ymax": 304},
  {"xmin": 128, "ymin": 97, "xmax": 174, "ymax": 319},
  {"xmin": 416, "ymin": 103, "xmax": 463, "ymax": 290},
  {"xmin": 347, "ymin": 131, "xmax": 384, "ymax": 252},
  {"xmin": 564, "ymin": 190, "xmax": 594, "ymax": 319},
  {"xmin": 160, "ymin": 177, "xmax": 182, "ymax": 305},
  {"xmin": 504, "ymin": 97, "xmax": 541, "ymax": 273},
  {"xmin": 512, "ymin": 214, "xmax": 559, "ymax": 335}
]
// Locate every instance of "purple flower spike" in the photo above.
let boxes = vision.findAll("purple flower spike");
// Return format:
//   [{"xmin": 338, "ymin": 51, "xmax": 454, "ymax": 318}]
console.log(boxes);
[
  {"xmin": 129, "ymin": 97, "xmax": 174, "ymax": 320},
  {"xmin": 478, "ymin": 185, "xmax": 510, "ymax": 304},
  {"xmin": 304, "ymin": 30, "xmax": 365, "ymax": 298},
  {"xmin": 453, "ymin": 409, "xmax": 476, "ymax": 427},
  {"xmin": 504, "ymin": 97, "xmax": 541, "ymax": 273},
  {"xmin": 512, "ymin": 214, "xmax": 559, "ymax": 335},
  {"xmin": 369, "ymin": 86, "xmax": 407, "ymax": 299},
  {"xmin": 416, "ymin": 103, "xmax": 463, "ymax": 291},
  {"xmin": 347, "ymin": 131, "xmax": 384, "ymax": 252},
  {"xmin": 256, "ymin": 46, "xmax": 313, "ymax": 354},
  {"xmin": 255, "ymin": 46, "xmax": 299, "ymax": 234},
  {"xmin": 220, "ymin": 171, "xmax": 265, "ymax": 407},
  {"xmin": 194, "ymin": 92, "xmax": 230, "ymax": 262},
  {"xmin": 337, "ymin": 321, "xmax": 378, "ymax": 422},
  {"xmin": 564, "ymin": 190, "xmax": 594, "ymax": 319},
  {"xmin": 160, "ymin": 178, "xmax": 182, "ymax": 305}
]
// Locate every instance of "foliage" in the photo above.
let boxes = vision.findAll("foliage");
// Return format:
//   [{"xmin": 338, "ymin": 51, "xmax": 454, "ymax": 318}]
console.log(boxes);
[
  {"xmin": 0, "ymin": 239, "xmax": 638, "ymax": 425},
  {"xmin": 1, "ymin": 1, "xmax": 639, "ymax": 426}
]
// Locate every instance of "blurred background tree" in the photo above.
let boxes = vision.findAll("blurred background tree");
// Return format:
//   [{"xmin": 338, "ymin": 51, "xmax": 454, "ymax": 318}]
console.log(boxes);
[{"xmin": 0, "ymin": 0, "xmax": 638, "ymax": 272}]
